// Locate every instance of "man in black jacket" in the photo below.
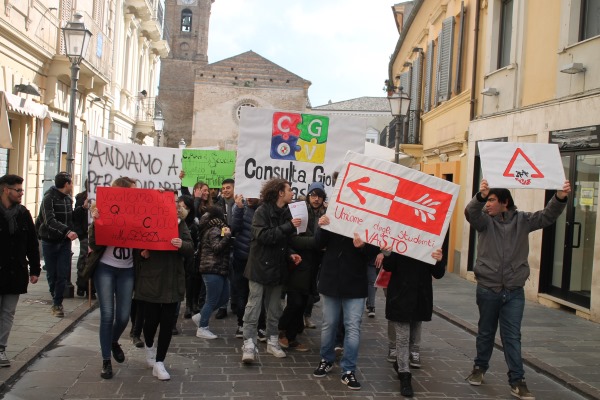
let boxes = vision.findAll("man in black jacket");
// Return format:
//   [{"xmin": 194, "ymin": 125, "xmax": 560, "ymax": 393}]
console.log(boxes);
[
  {"xmin": 38, "ymin": 172, "xmax": 77, "ymax": 317},
  {"xmin": 241, "ymin": 178, "xmax": 301, "ymax": 363},
  {"xmin": 0, "ymin": 174, "xmax": 40, "ymax": 367}
]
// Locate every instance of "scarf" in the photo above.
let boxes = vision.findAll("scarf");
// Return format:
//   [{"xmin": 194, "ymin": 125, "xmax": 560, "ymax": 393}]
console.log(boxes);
[{"xmin": 0, "ymin": 202, "xmax": 19, "ymax": 234}]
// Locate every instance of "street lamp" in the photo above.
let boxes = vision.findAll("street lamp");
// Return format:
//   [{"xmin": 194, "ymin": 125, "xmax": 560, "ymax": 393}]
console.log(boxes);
[
  {"xmin": 153, "ymin": 111, "xmax": 165, "ymax": 146},
  {"xmin": 62, "ymin": 12, "xmax": 92, "ymax": 175},
  {"xmin": 178, "ymin": 138, "xmax": 186, "ymax": 149},
  {"xmin": 388, "ymin": 88, "xmax": 411, "ymax": 164}
]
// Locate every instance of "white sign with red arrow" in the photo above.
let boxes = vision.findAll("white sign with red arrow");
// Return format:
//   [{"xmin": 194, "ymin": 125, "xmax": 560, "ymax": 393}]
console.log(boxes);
[
  {"xmin": 478, "ymin": 142, "xmax": 565, "ymax": 189},
  {"xmin": 325, "ymin": 152, "xmax": 460, "ymax": 264}
]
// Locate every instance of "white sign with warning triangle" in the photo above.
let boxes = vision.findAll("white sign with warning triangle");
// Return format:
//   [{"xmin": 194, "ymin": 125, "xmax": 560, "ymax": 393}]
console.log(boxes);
[{"xmin": 478, "ymin": 142, "xmax": 566, "ymax": 190}]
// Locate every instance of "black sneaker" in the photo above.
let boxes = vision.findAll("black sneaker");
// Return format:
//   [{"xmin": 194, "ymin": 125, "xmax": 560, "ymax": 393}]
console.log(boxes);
[
  {"xmin": 215, "ymin": 308, "xmax": 227, "ymax": 319},
  {"xmin": 235, "ymin": 326, "xmax": 243, "ymax": 338},
  {"xmin": 257, "ymin": 329, "xmax": 267, "ymax": 342},
  {"xmin": 111, "ymin": 342, "xmax": 125, "ymax": 363},
  {"xmin": 313, "ymin": 359, "xmax": 333, "ymax": 377},
  {"xmin": 132, "ymin": 336, "xmax": 144, "ymax": 348},
  {"xmin": 510, "ymin": 379, "xmax": 535, "ymax": 399},
  {"xmin": 341, "ymin": 371, "xmax": 361, "ymax": 390},
  {"xmin": 101, "ymin": 359, "xmax": 113, "ymax": 379}
]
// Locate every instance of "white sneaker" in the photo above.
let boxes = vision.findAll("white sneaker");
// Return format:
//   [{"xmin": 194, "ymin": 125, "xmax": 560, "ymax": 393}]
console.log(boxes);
[
  {"xmin": 191, "ymin": 313, "xmax": 200, "ymax": 326},
  {"xmin": 152, "ymin": 361, "xmax": 170, "ymax": 380},
  {"xmin": 145, "ymin": 345, "xmax": 156, "ymax": 368},
  {"xmin": 241, "ymin": 338, "xmax": 257, "ymax": 364},
  {"xmin": 196, "ymin": 326, "xmax": 217, "ymax": 339},
  {"xmin": 266, "ymin": 335, "xmax": 286, "ymax": 358}
]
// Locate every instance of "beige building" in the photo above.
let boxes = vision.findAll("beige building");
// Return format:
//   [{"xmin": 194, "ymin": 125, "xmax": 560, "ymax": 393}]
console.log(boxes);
[
  {"xmin": 389, "ymin": 0, "xmax": 600, "ymax": 322},
  {"xmin": 0, "ymin": 0, "xmax": 168, "ymax": 212}
]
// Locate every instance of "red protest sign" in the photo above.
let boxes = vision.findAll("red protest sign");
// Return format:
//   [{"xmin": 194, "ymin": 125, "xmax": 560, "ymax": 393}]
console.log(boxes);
[{"xmin": 94, "ymin": 187, "xmax": 179, "ymax": 250}]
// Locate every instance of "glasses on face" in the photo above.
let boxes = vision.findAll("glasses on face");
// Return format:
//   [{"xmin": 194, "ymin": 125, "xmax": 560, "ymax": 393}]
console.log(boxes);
[
  {"xmin": 8, "ymin": 187, "xmax": 24, "ymax": 194},
  {"xmin": 309, "ymin": 193, "xmax": 323, "ymax": 199}
]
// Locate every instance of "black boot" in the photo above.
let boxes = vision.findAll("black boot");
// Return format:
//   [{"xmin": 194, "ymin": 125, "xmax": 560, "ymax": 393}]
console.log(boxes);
[
  {"xmin": 101, "ymin": 359, "xmax": 113, "ymax": 379},
  {"xmin": 399, "ymin": 372, "xmax": 413, "ymax": 397},
  {"xmin": 184, "ymin": 306, "xmax": 192, "ymax": 319}
]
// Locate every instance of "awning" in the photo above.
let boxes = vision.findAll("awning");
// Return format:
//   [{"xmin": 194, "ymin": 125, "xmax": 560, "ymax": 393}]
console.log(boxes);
[{"xmin": 0, "ymin": 91, "xmax": 53, "ymax": 153}]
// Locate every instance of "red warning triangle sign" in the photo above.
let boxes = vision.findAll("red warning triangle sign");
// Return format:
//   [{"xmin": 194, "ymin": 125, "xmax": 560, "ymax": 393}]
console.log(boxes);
[{"xmin": 502, "ymin": 148, "xmax": 544, "ymax": 178}]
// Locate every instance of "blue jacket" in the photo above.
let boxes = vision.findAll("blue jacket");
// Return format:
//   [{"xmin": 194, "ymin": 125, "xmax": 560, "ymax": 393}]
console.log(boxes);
[{"xmin": 231, "ymin": 202, "xmax": 257, "ymax": 261}]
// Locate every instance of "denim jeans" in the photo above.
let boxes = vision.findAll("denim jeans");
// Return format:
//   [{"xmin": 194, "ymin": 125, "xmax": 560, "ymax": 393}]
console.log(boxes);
[
  {"xmin": 199, "ymin": 274, "xmax": 230, "ymax": 328},
  {"xmin": 366, "ymin": 262, "xmax": 377, "ymax": 309},
  {"xmin": 243, "ymin": 281, "xmax": 282, "ymax": 342},
  {"xmin": 475, "ymin": 285, "xmax": 525, "ymax": 385},
  {"xmin": 93, "ymin": 262, "xmax": 135, "ymax": 360},
  {"xmin": 0, "ymin": 294, "xmax": 20, "ymax": 348},
  {"xmin": 42, "ymin": 240, "xmax": 72, "ymax": 306},
  {"xmin": 320, "ymin": 295, "xmax": 365, "ymax": 373},
  {"xmin": 393, "ymin": 321, "xmax": 422, "ymax": 372}
]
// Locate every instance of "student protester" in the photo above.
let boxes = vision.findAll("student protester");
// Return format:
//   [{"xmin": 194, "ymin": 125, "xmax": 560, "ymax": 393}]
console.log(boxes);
[
  {"xmin": 241, "ymin": 178, "xmax": 301, "ymax": 363},
  {"xmin": 214, "ymin": 178, "xmax": 236, "ymax": 319},
  {"xmin": 192, "ymin": 206, "xmax": 233, "ymax": 339},
  {"xmin": 464, "ymin": 179, "xmax": 570, "ymax": 400},
  {"xmin": 230, "ymin": 194, "xmax": 267, "ymax": 340},
  {"xmin": 0, "ymin": 174, "xmax": 40, "ymax": 368},
  {"xmin": 73, "ymin": 179, "xmax": 93, "ymax": 298},
  {"xmin": 312, "ymin": 215, "xmax": 379, "ymax": 390},
  {"xmin": 37, "ymin": 171, "xmax": 77, "ymax": 317},
  {"xmin": 381, "ymin": 248, "xmax": 446, "ymax": 397},
  {"xmin": 279, "ymin": 181, "xmax": 327, "ymax": 351},
  {"xmin": 85, "ymin": 177, "xmax": 137, "ymax": 379},
  {"xmin": 177, "ymin": 195, "xmax": 200, "ymax": 326},
  {"xmin": 134, "ymin": 190, "xmax": 194, "ymax": 381}
]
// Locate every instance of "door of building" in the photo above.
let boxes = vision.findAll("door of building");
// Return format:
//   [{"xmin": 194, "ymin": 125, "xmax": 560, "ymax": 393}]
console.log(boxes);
[{"xmin": 541, "ymin": 152, "xmax": 598, "ymax": 308}]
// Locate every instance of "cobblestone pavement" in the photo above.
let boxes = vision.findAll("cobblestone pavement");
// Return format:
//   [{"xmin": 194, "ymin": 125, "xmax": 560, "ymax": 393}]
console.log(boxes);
[{"xmin": 0, "ymin": 288, "xmax": 588, "ymax": 400}]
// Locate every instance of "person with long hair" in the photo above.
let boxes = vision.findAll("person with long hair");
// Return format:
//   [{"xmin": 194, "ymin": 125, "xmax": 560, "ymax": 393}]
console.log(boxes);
[
  {"xmin": 85, "ymin": 177, "xmax": 137, "ymax": 379},
  {"xmin": 134, "ymin": 191, "xmax": 194, "ymax": 380},
  {"xmin": 192, "ymin": 206, "xmax": 232, "ymax": 338}
]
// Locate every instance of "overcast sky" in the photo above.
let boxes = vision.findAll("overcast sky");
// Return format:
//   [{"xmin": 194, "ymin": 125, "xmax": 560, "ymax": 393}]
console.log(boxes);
[{"xmin": 207, "ymin": 0, "xmax": 402, "ymax": 108}]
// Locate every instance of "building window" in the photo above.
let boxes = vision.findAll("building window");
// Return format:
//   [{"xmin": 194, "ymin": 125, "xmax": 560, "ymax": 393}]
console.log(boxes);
[
  {"xmin": 580, "ymin": 0, "xmax": 600, "ymax": 41},
  {"xmin": 498, "ymin": 0, "xmax": 513, "ymax": 69},
  {"xmin": 181, "ymin": 9, "xmax": 192, "ymax": 32},
  {"xmin": 237, "ymin": 103, "xmax": 256, "ymax": 120}
]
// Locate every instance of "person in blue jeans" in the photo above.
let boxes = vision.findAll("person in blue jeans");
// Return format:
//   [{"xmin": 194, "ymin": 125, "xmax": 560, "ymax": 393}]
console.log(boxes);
[
  {"xmin": 312, "ymin": 214, "xmax": 379, "ymax": 391},
  {"xmin": 84, "ymin": 177, "xmax": 137, "ymax": 379},
  {"xmin": 192, "ymin": 206, "xmax": 232, "ymax": 339},
  {"xmin": 37, "ymin": 172, "xmax": 77, "ymax": 318},
  {"xmin": 464, "ymin": 178, "xmax": 571, "ymax": 400}
]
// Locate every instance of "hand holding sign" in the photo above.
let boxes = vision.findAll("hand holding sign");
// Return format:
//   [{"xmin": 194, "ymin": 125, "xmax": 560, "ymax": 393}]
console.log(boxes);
[{"xmin": 95, "ymin": 187, "xmax": 179, "ymax": 251}]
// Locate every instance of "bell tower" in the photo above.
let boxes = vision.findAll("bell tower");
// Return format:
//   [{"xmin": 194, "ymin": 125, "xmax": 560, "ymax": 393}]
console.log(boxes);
[{"xmin": 158, "ymin": 0, "xmax": 214, "ymax": 147}]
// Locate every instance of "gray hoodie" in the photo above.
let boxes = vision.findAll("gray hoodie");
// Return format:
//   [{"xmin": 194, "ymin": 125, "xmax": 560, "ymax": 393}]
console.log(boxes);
[{"xmin": 464, "ymin": 193, "xmax": 567, "ymax": 290}]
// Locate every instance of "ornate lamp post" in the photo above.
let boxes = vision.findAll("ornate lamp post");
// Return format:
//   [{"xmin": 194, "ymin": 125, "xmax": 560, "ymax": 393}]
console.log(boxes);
[
  {"xmin": 62, "ymin": 12, "xmax": 92, "ymax": 175},
  {"xmin": 388, "ymin": 88, "xmax": 411, "ymax": 164},
  {"xmin": 153, "ymin": 111, "xmax": 165, "ymax": 146}
]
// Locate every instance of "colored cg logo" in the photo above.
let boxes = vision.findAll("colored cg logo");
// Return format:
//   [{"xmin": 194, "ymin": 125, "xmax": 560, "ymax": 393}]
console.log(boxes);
[{"xmin": 271, "ymin": 112, "xmax": 329, "ymax": 164}]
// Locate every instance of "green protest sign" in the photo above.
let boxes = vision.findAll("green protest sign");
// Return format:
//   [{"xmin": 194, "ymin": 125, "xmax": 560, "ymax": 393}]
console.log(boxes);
[{"xmin": 181, "ymin": 149, "xmax": 236, "ymax": 188}]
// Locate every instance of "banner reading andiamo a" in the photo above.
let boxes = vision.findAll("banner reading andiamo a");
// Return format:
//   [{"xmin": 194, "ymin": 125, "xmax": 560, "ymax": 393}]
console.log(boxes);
[
  {"xmin": 324, "ymin": 152, "xmax": 460, "ymax": 265},
  {"xmin": 88, "ymin": 136, "xmax": 182, "ymax": 199},
  {"xmin": 234, "ymin": 107, "xmax": 366, "ymax": 199},
  {"xmin": 478, "ymin": 142, "xmax": 566, "ymax": 189}
]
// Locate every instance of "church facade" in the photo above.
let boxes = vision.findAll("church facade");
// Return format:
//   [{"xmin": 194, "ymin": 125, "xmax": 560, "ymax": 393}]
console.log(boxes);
[{"xmin": 158, "ymin": 0, "xmax": 311, "ymax": 149}]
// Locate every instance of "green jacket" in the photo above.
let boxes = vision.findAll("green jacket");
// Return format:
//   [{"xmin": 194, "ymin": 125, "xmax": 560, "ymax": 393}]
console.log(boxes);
[{"xmin": 133, "ymin": 219, "xmax": 194, "ymax": 304}]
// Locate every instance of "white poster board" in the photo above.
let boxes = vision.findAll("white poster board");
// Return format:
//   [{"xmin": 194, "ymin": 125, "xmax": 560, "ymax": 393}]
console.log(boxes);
[
  {"xmin": 478, "ymin": 142, "xmax": 565, "ymax": 189},
  {"xmin": 234, "ymin": 107, "xmax": 366, "ymax": 199},
  {"xmin": 87, "ymin": 136, "xmax": 182, "ymax": 199},
  {"xmin": 325, "ymin": 151, "xmax": 460, "ymax": 264}
]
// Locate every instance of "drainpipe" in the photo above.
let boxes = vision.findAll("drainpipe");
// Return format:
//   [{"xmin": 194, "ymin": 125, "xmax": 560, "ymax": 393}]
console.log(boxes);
[{"xmin": 470, "ymin": 0, "xmax": 482, "ymax": 121}]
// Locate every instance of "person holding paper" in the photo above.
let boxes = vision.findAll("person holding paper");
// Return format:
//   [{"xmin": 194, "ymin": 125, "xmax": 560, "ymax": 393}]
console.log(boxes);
[
  {"xmin": 464, "ymin": 179, "xmax": 570, "ymax": 400},
  {"xmin": 240, "ymin": 178, "xmax": 301, "ymax": 363},
  {"xmin": 380, "ymin": 248, "xmax": 446, "ymax": 397},
  {"xmin": 279, "ymin": 182, "xmax": 327, "ymax": 351}
]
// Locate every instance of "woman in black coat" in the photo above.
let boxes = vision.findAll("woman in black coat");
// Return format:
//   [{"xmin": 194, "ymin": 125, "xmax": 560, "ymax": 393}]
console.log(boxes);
[{"xmin": 382, "ymin": 249, "xmax": 445, "ymax": 397}]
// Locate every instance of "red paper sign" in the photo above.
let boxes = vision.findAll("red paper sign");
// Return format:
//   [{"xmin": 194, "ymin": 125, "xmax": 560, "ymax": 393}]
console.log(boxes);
[{"xmin": 95, "ymin": 187, "xmax": 179, "ymax": 250}]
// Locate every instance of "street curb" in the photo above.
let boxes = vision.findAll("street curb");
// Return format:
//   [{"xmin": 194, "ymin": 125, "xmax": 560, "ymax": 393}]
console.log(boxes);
[
  {"xmin": 433, "ymin": 305, "xmax": 600, "ymax": 400},
  {"xmin": 0, "ymin": 300, "xmax": 98, "ymax": 393}
]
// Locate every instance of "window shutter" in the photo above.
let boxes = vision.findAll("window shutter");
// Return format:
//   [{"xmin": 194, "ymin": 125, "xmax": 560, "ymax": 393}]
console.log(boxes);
[
  {"xmin": 454, "ymin": 2, "xmax": 466, "ymax": 94},
  {"xmin": 424, "ymin": 41, "xmax": 434, "ymax": 113},
  {"xmin": 437, "ymin": 16, "xmax": 455, "ymax": 103},
  {"xmin": 399, "ymin": 71, "xmax": 411, "ymax": 96}
]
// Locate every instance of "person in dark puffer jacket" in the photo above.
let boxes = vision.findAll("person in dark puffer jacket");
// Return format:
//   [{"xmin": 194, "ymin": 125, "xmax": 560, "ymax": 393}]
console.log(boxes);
[{"xmin": 192, "ymin": 206, "xmax": 232, "ymax": 339}]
